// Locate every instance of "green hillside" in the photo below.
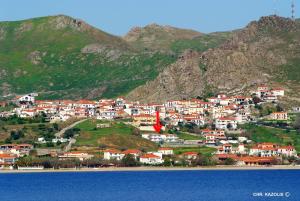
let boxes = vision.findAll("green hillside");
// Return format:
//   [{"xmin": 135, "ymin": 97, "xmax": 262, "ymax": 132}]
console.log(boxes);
[
  {"xmin": 74, "ymin": 120, "xmax": 157, "ymax": 150},
  {"xmin": 0, "ymin": 15, "xmax": 176, "ymax": 99},
  {"xmin": 170, "ymin": 31, "xmax": 233, "ymax": 54}
]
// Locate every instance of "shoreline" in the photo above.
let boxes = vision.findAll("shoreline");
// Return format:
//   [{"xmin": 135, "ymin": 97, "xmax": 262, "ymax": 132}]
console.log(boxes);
[{"xmin": 1, "ymin": 165, "xmax": 300, "ymax": 174}]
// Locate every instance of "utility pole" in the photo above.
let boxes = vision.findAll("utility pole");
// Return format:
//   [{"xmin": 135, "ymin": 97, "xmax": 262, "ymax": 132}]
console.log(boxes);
[
  {"xmin": 291, "ymin": 0, "xmax": 295, "ymax": 20},
  {"xmin": 273, "ymin": 0, "xmax": 278, "ymax": 16}
]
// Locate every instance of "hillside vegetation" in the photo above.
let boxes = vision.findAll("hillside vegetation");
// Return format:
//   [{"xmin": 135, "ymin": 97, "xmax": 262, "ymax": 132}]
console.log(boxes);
[
  {"xmin": 0, "ymin": 15, "xmax": 176, "ymax": 100},
  {"xmin": 74, "ymin": 120, "xmax": 157, "ymax": 150}
]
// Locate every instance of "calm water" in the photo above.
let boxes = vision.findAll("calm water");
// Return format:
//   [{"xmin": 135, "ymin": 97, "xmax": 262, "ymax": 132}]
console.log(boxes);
[{"xmin": 0, "ymin": 170, "xmax": 299, "ymax": 201}]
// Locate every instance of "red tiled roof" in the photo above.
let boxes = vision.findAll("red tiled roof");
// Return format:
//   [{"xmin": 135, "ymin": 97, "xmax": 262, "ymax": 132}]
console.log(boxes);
[
  {"xmin": 0, "ymin": 154, "xmax": 16, "ymax": 159},
  {"xmin": 140, "ymin": 153, "xmax": 160, "ymax": 159},
  {"xmin": 183, "ymin": 152, "xmax": 198, "ymax": 156},
  {"xmin": 104, "ymin": 149, "xmax": 121, "ymax": 154},
  {"xmin": 122, "ymin": 149, "xmax": 141, "ymax": 155},
  {"xmin": 215, "ymin": 154, "xmax": 238, "ymax": 160},
  {"xmin": 158, "ymin": 147, "xmax": 173, "ymax": 151},
  {"xmin": 238, "ymin": 156, "xmax": 275, "ymax": 163}
]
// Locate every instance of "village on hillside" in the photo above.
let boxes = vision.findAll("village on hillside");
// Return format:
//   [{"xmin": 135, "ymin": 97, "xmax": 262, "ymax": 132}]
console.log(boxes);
[{"xmin": 1, "ymin": 84, "xmax": 300, "ymax": 170}]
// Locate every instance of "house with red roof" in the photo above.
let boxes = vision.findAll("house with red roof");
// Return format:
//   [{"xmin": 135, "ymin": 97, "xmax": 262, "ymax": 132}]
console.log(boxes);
[
  {"xmin": 236, "ymin": 156, "xmax": 276, "ymax": 166},
  {"xmin": 217, "ymin": 144, "xmax": 233, "ymax": 154},
  {"xmin": 215, "ymin": 117, "xmax": 237, "ymax": 130},
  {"xmin": 215, "ymin": 154, "xmax": 238, "ymax": 161},
  {"xmin": 139, "ymin": 153, "xmax": 163, "ymax": 165},
  {"xmin": 249, "ymin": 143, "xmax": 279, "ymax": 157},
  {"xmin": 0, "ymin": 153, "xmax": 17, "ymax": 169},
  {"xmin": 269, "ymin": 112, "xmax": 288, "ymax": 121},
  {"xmin": 182, "ymin": 152, "xmax": 198, "ymax": 160},
  {"xmin": 122, "ymin": 149, "xmax": 141, "ymax": 159},
  {"xmin": 271, "ymin": 88, "xmax": 284, "ymax": 96},
  {"xmin": 277, "ymin": 146, "xmax": 297, "ymax": 157},
  {"xmin": 0, "ymin": 101, "xmax": 7, "ymax": 108},
  {"xmin": 0, "ymin": 144, "xmax": 33, "ymax": 156}
]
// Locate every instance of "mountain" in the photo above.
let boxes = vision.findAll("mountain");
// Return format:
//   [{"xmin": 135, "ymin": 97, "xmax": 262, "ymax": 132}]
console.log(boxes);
[
  {"xmin": 1, "ymin": 15, "xmax": 300, "ymax": 106},
  {"xmin": 0, "ymin": 15, "xmax": 176, "ymax": 99},
  {"xmin": 127, "ymin": 16, "xmax": 300, "ymax": 105},
  {"xmin": 123, "ymin": 23, "xmax": 202, "ymax": 51}
]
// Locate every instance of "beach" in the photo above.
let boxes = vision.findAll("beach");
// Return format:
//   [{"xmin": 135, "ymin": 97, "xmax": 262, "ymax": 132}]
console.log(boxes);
[{"xmin": 1, "ymin": 165, "xmax": 300, "ymax": 173}]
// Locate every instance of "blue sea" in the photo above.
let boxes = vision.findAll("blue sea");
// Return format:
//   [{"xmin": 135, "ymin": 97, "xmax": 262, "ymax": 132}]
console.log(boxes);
[{"xmin": 0, "ymin": 170, "xmax": 299, "ymax": 201}]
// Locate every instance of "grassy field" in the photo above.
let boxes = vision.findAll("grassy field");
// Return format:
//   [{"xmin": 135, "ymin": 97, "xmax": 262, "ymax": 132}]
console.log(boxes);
[
  {"xmin": 176, "ymin": 132, "xmax": 203, "ymax": 140},
  {"xmin": 242, "ymin": 124, "xmax": 300, "ymax": 152},
  {"xmin": 173, "ymin": 146, "xmax": 217, "ymax": 156},
  {"xmin": 74, "ymin": 120, "xmax": 157, "ymax": 150}
]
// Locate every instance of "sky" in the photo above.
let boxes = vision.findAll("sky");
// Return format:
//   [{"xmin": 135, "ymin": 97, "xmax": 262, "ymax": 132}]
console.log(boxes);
[{"xmin": 0, "ymin": 0, "xmax": 298, "ymax": 36}]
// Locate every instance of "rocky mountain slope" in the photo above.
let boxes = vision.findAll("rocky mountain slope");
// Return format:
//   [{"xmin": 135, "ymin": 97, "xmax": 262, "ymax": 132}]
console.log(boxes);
[
  {"xmin": 127, "ymin": 16, "xmax": 300, "ymax": 104},
  {"xmin": 123, "ymin": 24, "xmax": 202, "ymax": 51}
]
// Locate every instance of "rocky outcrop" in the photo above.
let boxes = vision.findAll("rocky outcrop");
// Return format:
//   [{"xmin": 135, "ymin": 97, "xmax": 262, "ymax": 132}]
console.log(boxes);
[
  {"xmin": 128, "ymin": 16, "xmax": 300, "ymax": 103},
  {"xmin": 28, "ymin": 51, "xmax": 42, "ymax": 65},
  {"xmin": 127, "ymin": 50, "xmax": 205, "ymax": 102},
  {"xmin": 81, "ymin": 43, "xmax": 122, "ymax": 60},
  {"xmin": 0, "ymin": 27, "xmax": 6, "ymax": 40},
  {"xmin": 123, "ymin": 23, "xmax": 202, "ymax": 50}
]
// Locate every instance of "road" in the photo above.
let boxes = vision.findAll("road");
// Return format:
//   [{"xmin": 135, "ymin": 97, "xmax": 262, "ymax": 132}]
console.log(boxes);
[
  {"xmin": 64, "ymin": 138, "xmax": 76, "ymax": 152},
  {"xmin": 54, "ymin": 118, "xmax": 88, "ymax": 152},
  {"xmin": 55, "ymin": 118, "xmax": 88, "ymax": 138}
]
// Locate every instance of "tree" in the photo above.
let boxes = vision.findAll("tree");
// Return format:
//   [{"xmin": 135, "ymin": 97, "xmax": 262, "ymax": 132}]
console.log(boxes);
[
  {"xmin": 4, "ymin": 137, "xmax": 12, "ymax": 144},
  {"xmin": 132, "ymin": 128, "xmax": 140, "ymax": 136},
  {"xmin": 29, "ymin": 150, "xmax": 38, "ymax": 157},
  {"xmin": 252, "ymin": 97, "xmax": 262, "ymax": 105},
  {"xmin": 227, "ymin": 123, "xmax": 233, "ymax": 130},
  {"xmin": 10, "ymin": 130, "xmax": 24, "ymax": 140},
  {"xmin": 276, "ymin": 104, "xmax": 284, "ymax": 112},
  {"xmin": 53, "ymin": 123, "xmax": 59, "ymax": 131},
  {"xmin": 293, "ymin": 115, "xmax": 300, "ymax": 132},
  {"xmin": 194, "ymin": 155, "xmax": 216, "ymax": 166},
  {"xmin": 163, "ymin": 157, "xmax": 173, "ymax": 166},
  {"xmin": 46, "ymin": 142, "xmax": 54, "ymax": 147},
  {"xmin": 63, "ymin": 129, "xmax": 75, "ymax": 138},
  {"xmin": 224, "ymin": 158, "xmax": 236, "ymax": 165},
  {"xmin": 121, "ymin": 155, "xmax": 140, "ymax": 167}
]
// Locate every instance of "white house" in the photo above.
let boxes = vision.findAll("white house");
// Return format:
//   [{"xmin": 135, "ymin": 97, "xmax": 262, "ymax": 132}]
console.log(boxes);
[
  {"xmin": 50, "ymin": 114, "xmax": 71, "ymax": 123},
  {"xmin": 139, "ymin": 153, "xmax": 163, "ymax": 165},
  {"xmin": 97, "ymin": 110, "xmax": 116, "ymax": 120},
  {"xmin": 269, "ymin": 112, "xmax": 288, "ymax": 121},
  {"xmin": 58, "ymin": 152, "xmax": 93, "ymax": 161},
  {"xmin": 277, "ymin": 146, "xmax": 297, "ymax": 157},
  {"xmin": 103, "ymin": 149, "xmax": 124, "ymax": 161},
  {"xmin": 182, "ymin": 152, "xmax": 198, "ymax": 160},
  {"xmin": 215, "ymin": 117, "xmax": 237, "ymax": 130},
  {"xmin": 292, "ymin": 107, "xmax": 300, "ymax": 113},
  {"xmin": 0, "ymin": 153, "xmax": 17, "ymax": 168},
  {"xmin": 141, "ymin": 133, "xmax": 179, "ymax": 143},
  {"xmin": 271, "ymin": 88, "xmax": 284, "ymax": 96},
  {"xmin": 17, "ymin": 93, "xmax": 37, "ymax": 103},
  {"xmin": 158, "ymin": 148, "xmax": 174, "ymax": 155},
  {"xmin": 249, "ymin": 143, "xmax": 278, "ymax": 157}
]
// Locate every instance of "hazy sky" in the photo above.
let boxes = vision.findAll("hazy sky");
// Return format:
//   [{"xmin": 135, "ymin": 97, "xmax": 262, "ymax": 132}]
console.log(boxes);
[{"xmin": 0, "ymin": 0, "xmax": 298, "ymax": 35}]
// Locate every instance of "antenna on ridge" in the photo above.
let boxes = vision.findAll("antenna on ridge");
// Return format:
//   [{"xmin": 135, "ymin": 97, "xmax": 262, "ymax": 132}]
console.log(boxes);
[
  {"xmin": 273, "ymin": 0, "xmax": 278, "ymax": 16},
  {"xmin": 291, "ymin": 0, "xmax": 295, "ymax": 20}
]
